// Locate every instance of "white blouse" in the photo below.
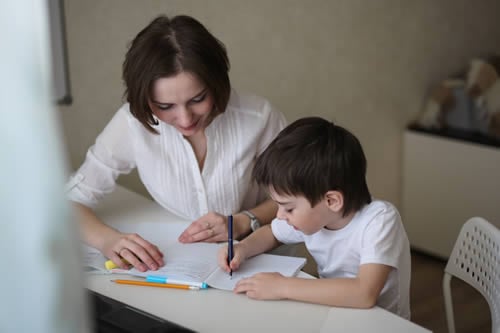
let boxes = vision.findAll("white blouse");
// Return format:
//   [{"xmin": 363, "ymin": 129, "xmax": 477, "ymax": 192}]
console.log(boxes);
[{"xmin": 67, "ymin": 90, "xmax": 286, "ymax": 220}]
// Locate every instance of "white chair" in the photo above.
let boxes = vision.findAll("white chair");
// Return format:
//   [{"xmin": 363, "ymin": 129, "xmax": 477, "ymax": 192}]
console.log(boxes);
[{"xmin": 443, "ymin": 217, "xmax": 500, "ymax": 333}]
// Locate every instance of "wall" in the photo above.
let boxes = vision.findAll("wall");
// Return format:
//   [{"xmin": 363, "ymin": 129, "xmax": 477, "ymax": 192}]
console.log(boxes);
[
  {"xmin": 58, "ymin": 0, "xmax": 500, "ymax": 277},
  {"xmin": 59, "ymin": 0, "xmax": 500, "ymax": 213}
]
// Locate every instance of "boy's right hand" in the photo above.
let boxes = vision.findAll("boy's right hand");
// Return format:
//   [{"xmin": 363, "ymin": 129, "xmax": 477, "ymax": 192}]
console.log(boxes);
[
  {"xmin": 217, "ymin": 243, "xmax": 248, "ymax": 273},
  {"xmin": 101, "ymin": 232, "xmax": 164, "ymax": 272}
]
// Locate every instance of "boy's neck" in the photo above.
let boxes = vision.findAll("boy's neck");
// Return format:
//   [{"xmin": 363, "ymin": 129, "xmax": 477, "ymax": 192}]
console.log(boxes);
[{"xmin": 324, "ymin": 210, "xmax": 356, "ymax": 231}]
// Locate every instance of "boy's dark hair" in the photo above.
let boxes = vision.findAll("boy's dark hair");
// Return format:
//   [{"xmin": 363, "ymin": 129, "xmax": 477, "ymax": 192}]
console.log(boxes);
[
  {"xmin": 253, "ymin": 117, "xmax": 371, "ymax": 216},
  {"xmin": 123, "ymin": 15, "xmax": 231, "ymax": 134}
]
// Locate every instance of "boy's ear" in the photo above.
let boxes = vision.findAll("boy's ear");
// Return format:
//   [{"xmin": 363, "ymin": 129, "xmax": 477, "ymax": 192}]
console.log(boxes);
[{"xmin": 324, "ymin": 190, "xmax": 344, "ymax": 213}]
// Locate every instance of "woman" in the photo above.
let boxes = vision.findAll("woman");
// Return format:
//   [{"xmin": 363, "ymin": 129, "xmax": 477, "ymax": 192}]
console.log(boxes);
[{"xmin": 67, "ymin": 15, "xmax": 286, "ymax": 272}]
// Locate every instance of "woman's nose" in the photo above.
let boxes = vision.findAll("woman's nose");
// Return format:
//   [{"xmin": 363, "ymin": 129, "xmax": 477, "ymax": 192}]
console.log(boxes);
[{"xmin": 177, "ymin": 107, "xmax": 193, "ymax": 127}]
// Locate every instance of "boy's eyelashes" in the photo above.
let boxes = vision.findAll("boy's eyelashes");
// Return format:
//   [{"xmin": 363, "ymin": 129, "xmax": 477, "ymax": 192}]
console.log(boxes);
[{"xmin": 280, "ymin": 206, "xmax": 294, "ymax": 213}]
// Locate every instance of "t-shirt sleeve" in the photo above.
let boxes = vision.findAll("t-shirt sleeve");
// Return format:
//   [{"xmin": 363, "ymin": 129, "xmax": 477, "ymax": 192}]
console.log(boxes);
[
  {"xmin": 271, "ymin": 218, "xmax": 304, "ymax": 244},
  {"xmin": 360, "ymin": 206, "xmax": 406, "ymax": 269},
  {"xmin": 66, "ymin": 106, "xmax": 136, "ymax": 208}
]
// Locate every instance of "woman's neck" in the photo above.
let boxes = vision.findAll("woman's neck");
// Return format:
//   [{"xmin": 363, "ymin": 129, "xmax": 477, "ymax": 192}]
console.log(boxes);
[{"xmin": 185, "ymin": 131, "xmax": 207, "ymax": 171}]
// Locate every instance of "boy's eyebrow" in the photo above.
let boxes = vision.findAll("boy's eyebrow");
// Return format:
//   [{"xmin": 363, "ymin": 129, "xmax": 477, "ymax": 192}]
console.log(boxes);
[
  {"xmin": 273, "ymin": 199, "xmax": 292, "ymax": 205},
  {"xmin": 151, "ymin": 88, "xmax": 207, "ymax": 105}
]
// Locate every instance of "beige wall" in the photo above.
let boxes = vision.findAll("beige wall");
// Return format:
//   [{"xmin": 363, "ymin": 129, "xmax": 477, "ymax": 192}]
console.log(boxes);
[{"xmin": 59, "ymin": 0, "xmax": 500, "ymax": 209}]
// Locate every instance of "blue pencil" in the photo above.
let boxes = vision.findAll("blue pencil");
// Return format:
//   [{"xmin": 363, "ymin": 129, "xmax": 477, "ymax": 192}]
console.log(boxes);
[{"xmin": 228, "ymin": 215, "xmax": 234, "ymax": 278}]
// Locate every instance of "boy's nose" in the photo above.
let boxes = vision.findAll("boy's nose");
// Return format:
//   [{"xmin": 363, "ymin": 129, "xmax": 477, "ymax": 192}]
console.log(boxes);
[{"xmin": 276, "ymin": 208, "xmax": 287, "ymax": 221}]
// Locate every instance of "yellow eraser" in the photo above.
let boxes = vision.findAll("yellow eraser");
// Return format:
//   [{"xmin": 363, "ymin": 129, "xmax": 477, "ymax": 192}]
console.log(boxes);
[
  {"xmin": 105, "ymin": 260, "xmax": 119, "ymax": 270},
  {"xmin": 105, "ymin": 259, "xmax": 131, "ymax": 270}
]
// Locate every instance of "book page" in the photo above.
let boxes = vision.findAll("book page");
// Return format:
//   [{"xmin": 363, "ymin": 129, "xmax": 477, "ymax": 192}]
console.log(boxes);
[
  {"xmin": 82, "ymin": 250, "xmax": 109, "ymax": 274},
  {"xmin": 82, "ymin": 222, "xmax": 306, "ymax": 291},
  {"xmin": 128, "ymin": 242, "xmax": 223, "ymax": 283},
  {"xmin": 206, "ymin": 254, "xmax": 306, "ymax": 291}
]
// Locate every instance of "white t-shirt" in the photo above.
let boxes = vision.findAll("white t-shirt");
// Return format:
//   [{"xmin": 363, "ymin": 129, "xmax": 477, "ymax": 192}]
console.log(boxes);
[
  {"xmin": 271, "ymin": 200, "xmax": 411, "ymax": 319},
  {"xmin": 67, "ymin": 90, "xmax": 286, "ymax": 220}
]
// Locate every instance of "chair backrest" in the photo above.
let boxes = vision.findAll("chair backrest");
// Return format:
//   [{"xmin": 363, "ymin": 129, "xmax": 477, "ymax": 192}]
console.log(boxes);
[{"xmin": 445, "ymin": 217, "xmax": 500, "ymax": 332}]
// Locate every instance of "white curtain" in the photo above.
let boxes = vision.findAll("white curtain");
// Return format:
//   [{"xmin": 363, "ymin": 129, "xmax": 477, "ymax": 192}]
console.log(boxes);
[{"xmin": 0, "ymin": 1, "xmax": 89, "ymax": 332}]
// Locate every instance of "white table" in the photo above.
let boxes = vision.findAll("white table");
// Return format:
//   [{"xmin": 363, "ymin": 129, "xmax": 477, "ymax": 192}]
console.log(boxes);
[{"xmin": 86, "ymin": 185, "xmax": 431, "ymax": 333}]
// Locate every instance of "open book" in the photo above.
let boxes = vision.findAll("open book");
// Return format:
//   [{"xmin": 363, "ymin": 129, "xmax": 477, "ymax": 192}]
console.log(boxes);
[{"xmin": 83, "ymin": 223, "xmax": 306, "ymax": 291}]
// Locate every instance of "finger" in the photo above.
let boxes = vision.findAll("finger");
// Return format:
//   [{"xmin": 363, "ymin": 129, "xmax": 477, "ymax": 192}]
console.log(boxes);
[
  {"xmin": 234, "ymin": 278, "xmax": 253, "ymax": 293},
  {"xmin": 209, "ymin": 219, "xmax": 233, "ymax": 242},
  {"xmin": 178, "ymin": 220, "xmax": 212, "ymax": 243},
  {"xmin": 117, "ymin": 248, "xmax": 147, "ymax": 272},
  {"xmin": 245, "ymin": 290, "xmax": 259, "ymax": 299},
  {"xmin": 229, "ymin": 245, "xmax": 246, "ymax": 271},
  {"xmin": 201, "ymin": 227, "xmax": 221, "ymax": 243},
  {"xmin": 229, "ymin": 257, "xmax": 241, "ymax": 271},
  {"xmin": 178, "ymin": 220, "xmax": 205, "ymax": 236},
  {"xmin": 229, "ymin": 249, "xmax": 242, "ymax": 271},
  {"xmin": 217, "ymin": 246, "xmax": 230, "ymax": 272},
  {"xmin": 118, "ymin": 238, "xmax": 154, "ymax": 272},
  {"xmin": 108, "ymin": 251, "xmax": 129, "ymax": 270},
  {"xmin": 179, "ymin": 211, "xmax": 231, "ymax": 242},
  {"xmin": 233, "ymin": 283, "xmax": 246, "ymax": 294},
  {"xmin": 127, "ymin": 234, "xmax": 163, "ymax": 270},
  {"xmin": 186, "ymin": 226, "xmax": 221, "ymax": 243},
  {"xmin": 128, "ymin": 234, "xmax": 164, "ymax": 268}
]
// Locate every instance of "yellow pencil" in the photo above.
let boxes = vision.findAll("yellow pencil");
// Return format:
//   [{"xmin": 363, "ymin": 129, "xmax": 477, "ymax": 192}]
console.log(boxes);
[{"xmin": 112, "ymin": 279, "xmax": 201, "ymax": 290}]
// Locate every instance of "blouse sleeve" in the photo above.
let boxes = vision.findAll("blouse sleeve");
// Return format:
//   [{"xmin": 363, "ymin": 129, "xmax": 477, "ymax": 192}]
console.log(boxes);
[
  {"xmin": 66, "ymin": 106, "xmax": 136, "ymax": 208},
  {"xmin": 252, "ymin": 100, "xmax": 287, "ymax": 204},
  {"xmin": 255, "ymin": 100, "xmax": 287, "ymax": 156}
]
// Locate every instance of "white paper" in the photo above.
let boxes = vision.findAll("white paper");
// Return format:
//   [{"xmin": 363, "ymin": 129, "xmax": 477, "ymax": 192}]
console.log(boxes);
[
  {"xmin": 82, "ymin": 222, "xmax": 306, "ymax": 291},
  {"xmin": 206, "ymin": 254, "xmax": 306, "ymax": 290}
]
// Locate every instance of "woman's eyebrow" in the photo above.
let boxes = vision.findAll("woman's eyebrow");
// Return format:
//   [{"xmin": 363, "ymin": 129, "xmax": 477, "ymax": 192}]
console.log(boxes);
[
  {"xmin": 150, "ymin": 99, "xmax": 171, "ymax": 105},
  {"xmin": 150, "ymin": 88, "xmax": 207, "ymax": 105},
  {"xmin": 190, "ymin": 88, "xmax": 207, "ymax": 99}
]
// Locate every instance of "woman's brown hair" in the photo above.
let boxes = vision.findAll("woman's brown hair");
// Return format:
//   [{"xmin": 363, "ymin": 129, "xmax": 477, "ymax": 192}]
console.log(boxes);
[{"xmin": 123, "ymin": 15, "xmax": 231, "ymax": 133}]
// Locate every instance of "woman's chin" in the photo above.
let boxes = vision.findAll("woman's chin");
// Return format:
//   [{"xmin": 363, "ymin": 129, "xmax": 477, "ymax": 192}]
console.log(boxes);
[{"xmin": 177, "ymin": 122, "xmax": 201, "ymax": 136}]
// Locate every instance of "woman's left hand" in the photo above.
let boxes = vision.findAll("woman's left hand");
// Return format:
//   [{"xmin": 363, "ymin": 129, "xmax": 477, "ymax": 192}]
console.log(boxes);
[{"xmin": 178, "ymin": 211, "xmax": 230, "ymax": 243}]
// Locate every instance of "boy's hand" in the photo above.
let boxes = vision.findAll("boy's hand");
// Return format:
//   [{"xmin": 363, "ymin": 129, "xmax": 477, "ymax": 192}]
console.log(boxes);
[
  {"xmin": 234, "ymin": 272, "xmax": 287, "ymax": 300},
  {"xmin": 217, "ymin": 243, "xmax": 248, "ymax": 273}
]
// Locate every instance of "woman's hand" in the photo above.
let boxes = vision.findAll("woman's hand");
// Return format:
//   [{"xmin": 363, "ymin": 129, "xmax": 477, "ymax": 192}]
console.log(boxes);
[
  {"xmin": 178, "ymin": 211, "xmax": 249, "ymax": 243},
  {"xmin": 101, "ymin": 232, "xmax": 164, "ymax": 272}
]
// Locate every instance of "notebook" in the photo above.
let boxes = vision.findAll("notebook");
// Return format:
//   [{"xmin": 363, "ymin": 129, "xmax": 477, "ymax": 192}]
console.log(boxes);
[{"xmin": 84, "ymin": 223, "xmax": 306, "ymax": 291}]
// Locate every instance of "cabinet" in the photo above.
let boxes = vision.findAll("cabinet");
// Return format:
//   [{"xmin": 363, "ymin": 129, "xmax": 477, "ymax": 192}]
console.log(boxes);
[{"xmin": 401, "ymin": 130, "xmax": 500, "ymax": 258}]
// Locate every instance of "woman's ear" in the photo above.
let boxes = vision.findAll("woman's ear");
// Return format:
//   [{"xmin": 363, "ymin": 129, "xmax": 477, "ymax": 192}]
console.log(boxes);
[{"xmin": 324, "ymin": 191, "xmax": 344, "ymax": 213}]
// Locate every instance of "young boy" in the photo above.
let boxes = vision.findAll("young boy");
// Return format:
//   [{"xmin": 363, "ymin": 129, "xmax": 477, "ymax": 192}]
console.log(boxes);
[{"xmin": 218, "ymin": 117, "xmax": 411, "ymax": 319}]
